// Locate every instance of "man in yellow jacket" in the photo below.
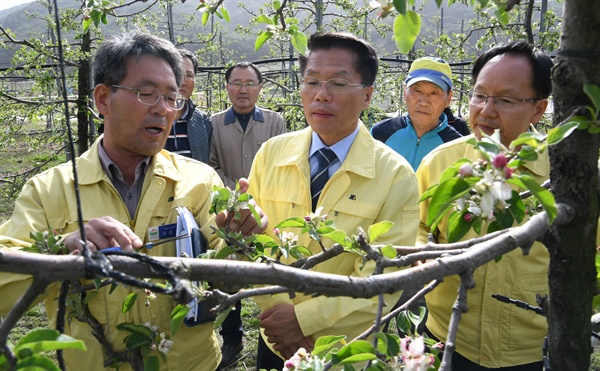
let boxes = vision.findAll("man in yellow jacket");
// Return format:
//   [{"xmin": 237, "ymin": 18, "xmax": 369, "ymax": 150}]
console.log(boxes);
[
  {"xmin": 247, "ymin": 32, "xmax": 420, "ymax": 369},
  {"xmin": 417, "ymin": 41, "xmax": 552, "ymax": 370},
  {"xmin": 0, "ymin": 31, "xmax": 266, "ymax": 371}
]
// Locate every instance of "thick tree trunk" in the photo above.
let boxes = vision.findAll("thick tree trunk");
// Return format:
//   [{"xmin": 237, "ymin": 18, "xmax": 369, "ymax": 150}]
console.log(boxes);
[{"xmin": 547, "ymin": 0, "xmax": 600, "ymax": 369}]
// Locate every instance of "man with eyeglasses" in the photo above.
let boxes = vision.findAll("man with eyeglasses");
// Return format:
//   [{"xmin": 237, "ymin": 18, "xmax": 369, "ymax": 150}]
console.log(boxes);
[
  {"xmin": 209, "ymin": 61, "xmax": 286, "ymax": 368},
  {"xmin": 164, "ymin": 49, "xmax": 213, "ymax": 164},
  {"xmin": 0, "ymin": 31, "xmax": 267, "ymax": 371},
  {"xmin": 416, "ymin": 41, "xmax": 552, "ymax": 370},
  {"xmin": 210, "ymin": 62, "xmax": 287, "ymax": 189},
  {"xmin": 371, "ymin": 57, "xmax": 463, "ymax": 171},
  {"xmin": 246, "ymin": 32, "xmax": 419, "ymax": 370}
]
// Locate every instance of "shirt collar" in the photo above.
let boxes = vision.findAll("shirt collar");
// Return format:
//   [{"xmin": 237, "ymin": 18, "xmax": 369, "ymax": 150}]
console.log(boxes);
[
  {"xmin": 224, "ymin": 106, "xmax": 264, "ymax": 125},
  {"xmin": 98, "ymin": 139, "xmax": 150, "ymax": 183},
  {"xmin": 309, "ymin": 122, "xmax": 360, "ymax": 164}
]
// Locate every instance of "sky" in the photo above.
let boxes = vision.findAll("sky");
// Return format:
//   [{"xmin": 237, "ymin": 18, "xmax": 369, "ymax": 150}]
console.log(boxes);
[{"xmin": 0, "ymin": 0, "xmax": 35, "ymax": 11}]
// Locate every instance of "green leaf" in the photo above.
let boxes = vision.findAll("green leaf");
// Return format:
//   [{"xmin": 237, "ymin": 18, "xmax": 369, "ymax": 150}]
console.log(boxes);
[
  {"xmin": 475, "ymin": 141, "xmax": 500, "ymax": 158},
  {"xmin": 517, "ymin": 146, "xmax": 539, "ymax": 162},
  {"xmin": 393, "ymin": 11, "xmax": 421, "ymax": 54},
  {"xmin": 395, "ymin": 311, "xmax": 413, "ymax": 335},
  {"xmin": 275, "ymin": 217, "xmax": 307, "ymax": 228},
  {"xmin": 201, "ymin": 11, "xmax": 210, "ymax": 26},
  {"xmin": 426, "ymin": 177, "xmax": 476, "ymax": 229},
  {"xmin": 255, "ymin": 31, "xmax": 274, "ymax": 52},
  {"xmin": 144, "ymin": 355, "xmax": 160, "ymax": 371},
  {"xmin": 569, "ymin": 115, "xmax": 590, "ymax": 130},
  {"xmin": 90, "ymin": 10, "xmax": 101, "ymax": 27},
  {"xmin": 368, "ymin": 221, "xmax": 393, "ymax": 244},
  {"xmin": 380, "ymin": 244, "xmax": 397, "ymax": 259},
  {"xmin": 255, "ymin": 14, "xmax": 274, "ymax": 25},
  {"xmin": 101, "ymin": 12, "xmax": 108, "ymax": 25},
  {"xmin": 221, "ymin": 6, "xmax": 231, "ymax": 22},
  {"xmin": 122, "ymin": 293, "xmax": 137, "ymax": 314},
  {"xmin": 16, "ymin": 354, "xmax": 61, "ymax": 370},
  {"xmin": 520, "ymin": 174, "xmax": 557, "ymax": 223},
  {"xmin": 170, "ymin": 304, "xmax": 190, "ymax": 336},
  {"xmin": 546, "ymin": 121, "xmax": 580, "ymax": 146},
  {"xmin": 331, "ymin": 340, "xmax": 376, "ymax": 364},
  {"xmin": 584, "ymin": 83, "xmax": 600, "ymax": 113},
  {"xmin": 83, "ymin": 17, "xmax": 92, "ymax": 33},
  {"xmin": 273, "ymin": 0, "xmax": 281, "ymax": 11},
  {"xmin": 321, "ymin": 230, "xmax": 350, "ymax": 247},
  {"xmin": 115, "ymin": 323, "xmax": 153, "ymax": 338},
  {"xmin": 393, "ymin": 0, "xmax": 406, "ymax": 15},
  {"xmin": 510, "ymin": 131, "xmax": 545, "ymax": 149},
  {"xmin": 407, "ymin": 306, "xmax": 427, "ymax": 328},
  {"xmin": 493, "ymin": 208, "xmax": 515, "ymax": 230},
  {"xmin": 375, "ymin": 332, "xmax": 400, "ymax": 357},
  {"xmin": 313, "ymin": 335, "xmax": 346, "ymax": 357},
  {"xmin": 248, "ymin": 203, "xmax": 262, "ymax": 229},
  {"xmin": 507, "ymin": 191, "xmax": 526, "ymax": 224},
  {"xmin": 14, "ymin": 329, "xmax": 86, "ymax": 358},
  {"xmin": 291, "ymin": 31, "xmax": 308, "ymax": 55},
  {"xmin": 447, "ymin": 209, "xmax": 472, "ymax": 243},
  {"xmin": 124, "ymin": 332, "xmax": 150, "ymax": 350}
]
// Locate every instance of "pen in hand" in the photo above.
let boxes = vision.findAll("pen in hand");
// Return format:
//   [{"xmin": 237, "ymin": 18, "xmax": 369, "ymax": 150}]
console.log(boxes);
[{"xmin": 100, "ymin": 234, "xmax": 190, "ymax": 253}]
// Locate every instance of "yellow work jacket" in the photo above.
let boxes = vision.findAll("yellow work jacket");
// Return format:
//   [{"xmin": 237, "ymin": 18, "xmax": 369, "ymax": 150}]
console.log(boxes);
[
  {"xmin": 0, "ymin": 137, "xmax": 223, "ymax": 370},
  {"xmin": 416, "ymin": 134, "xmax": 550, "ymax": 368},
  {"xmin": 248, "ymin": 124, "xmax": 420, "ymax": 358}
]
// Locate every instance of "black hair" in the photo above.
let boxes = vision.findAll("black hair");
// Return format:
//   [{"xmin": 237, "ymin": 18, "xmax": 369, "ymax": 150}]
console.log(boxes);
[
  {"xmin": 178, "ymin": 48, "xmax": 198, "ymax": 74},
  {"xmin": 93, "ymin": 30, "xmax": 184, "ymax": 88},
  {"xmin": 298, "ymin": 32, "xmax": 379, "ymax": 86},
  {"xmin": 472, "ymin": 40, "xmax": 553, "ymax": 99},
  {"xmin": 225, "ymin": 62, "xmax": 263, "ymax": 84}
]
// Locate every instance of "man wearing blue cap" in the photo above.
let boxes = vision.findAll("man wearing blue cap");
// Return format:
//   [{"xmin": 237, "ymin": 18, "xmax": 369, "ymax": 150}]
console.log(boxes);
[{"xmin": 371, "ymin": 57, "xmax": 462, "ymax": 170}]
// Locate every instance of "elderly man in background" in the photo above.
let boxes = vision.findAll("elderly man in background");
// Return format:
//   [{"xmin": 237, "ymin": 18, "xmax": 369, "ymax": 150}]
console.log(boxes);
[{"xmin": 371, "ymin": 57, "xmax": 462, "ymax": 170}]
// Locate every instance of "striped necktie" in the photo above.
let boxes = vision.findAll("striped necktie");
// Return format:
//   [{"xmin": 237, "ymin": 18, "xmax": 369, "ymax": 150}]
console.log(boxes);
[{"xmin": 310, "ymin": 148, "xmax": 337, "ymax": 211}]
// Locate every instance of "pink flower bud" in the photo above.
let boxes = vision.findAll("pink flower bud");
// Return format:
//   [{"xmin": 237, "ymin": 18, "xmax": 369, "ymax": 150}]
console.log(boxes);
[
  {"xmin": 493, "ymin": 153, "xmax": 508, "ymax": 169},
  {"xmin": 459, "ymin": 163, "xmax": 473, "ymax": 178},
  {"xmin": 304, "ymin": 216, "xmax": 311, "ymax": 222},
  {"xmin": 503, "ymin": 167, "xmax": 513, "ymax": 179},
  {"xmin": 273, "ymin": 228, "xmax": 280, "ymax": 235},
  {"xmin": 464, "ymin": 213, "xmax": 473, "ymax": 222}
]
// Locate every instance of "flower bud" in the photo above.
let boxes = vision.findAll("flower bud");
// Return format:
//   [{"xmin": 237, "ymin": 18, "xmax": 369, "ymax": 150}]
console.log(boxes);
[
  {"xmin": 459, "ymin": 163, "xmax": 473, "ymax": 178},
  {"xmin": 493, "ymin": 153, "xmax": 508, "ymax": 169}
]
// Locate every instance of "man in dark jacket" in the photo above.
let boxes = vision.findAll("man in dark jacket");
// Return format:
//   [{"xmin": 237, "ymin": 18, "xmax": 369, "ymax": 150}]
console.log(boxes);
[
  {"xmin": 164, "ymin": 49, "xmax": 212, "ymax": 164},
  {"xmin": 371, "ymin": 57, "xmax": 462, "ymax": 170}
]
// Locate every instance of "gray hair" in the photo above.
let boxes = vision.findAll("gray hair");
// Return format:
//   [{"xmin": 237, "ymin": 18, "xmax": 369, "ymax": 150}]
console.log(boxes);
[{"xmin": 93, "ymin": 30, "xmax": 184, "ymax": 88}]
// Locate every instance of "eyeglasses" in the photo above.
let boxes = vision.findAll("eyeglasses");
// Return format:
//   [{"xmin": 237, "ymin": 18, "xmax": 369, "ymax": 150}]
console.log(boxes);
[
  {"xmin": 228, "ymin": 81, "xmax": 260, "ymax": 89},
  {"xmin": 301, "ymin": 76, "xmax": 367, "ymax": 93},
  {"xmin": 468, "ymin": 91, "xmax": 539, "ymax": 112},
  {"xmin": 111, "ymin": 85, "xmax": 185, "ymax": 111}
]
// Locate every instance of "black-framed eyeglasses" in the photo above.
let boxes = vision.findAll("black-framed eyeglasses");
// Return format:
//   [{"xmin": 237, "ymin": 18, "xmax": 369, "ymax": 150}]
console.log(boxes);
[
  {"xmin": 468, "ymin": 91, "xmax": 540, "ymax": 112},
  {"xmin": 301, "ymin": 76, "xmax": 367, "ymax": 93},
  {"xmin": 111, "ymin": 85, "xmax": 185, "ymax": 111},
  {"xmin": 228, "ymin": 81, "xmax": 260, "ymax": 89}
]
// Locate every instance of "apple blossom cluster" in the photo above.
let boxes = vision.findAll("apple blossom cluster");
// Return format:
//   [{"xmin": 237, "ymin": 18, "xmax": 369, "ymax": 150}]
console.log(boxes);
[
  {"xmin": 143, "ymin": 322, "xmax": 174, "ymax": 356},
  {"xmin": 369, "ymin": 0, "xmax": 395, "ymax": 18},
  {"xmin": 399, "ymin": 337, "xmax": 436, "ymax": 371},
  {"xmin": 282, "ymin": 348, "xmax": 322, "ymax": 371},
  {"xmin": 456, "ymin": 153, "xmax": 513, "ymax": 222}
]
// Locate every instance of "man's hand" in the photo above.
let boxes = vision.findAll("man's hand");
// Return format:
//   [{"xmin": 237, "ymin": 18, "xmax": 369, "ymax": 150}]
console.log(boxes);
[
  {"xmin": 215, "ymin": 178, "xmax": 268, "ymax": 236},
  {"xmin": 258, "ymin": 304, "xmax": 314, "ymax": 359},
  {"xmin": 63, "ymin": 216, "xmax": 143, "ymax": 253}
]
